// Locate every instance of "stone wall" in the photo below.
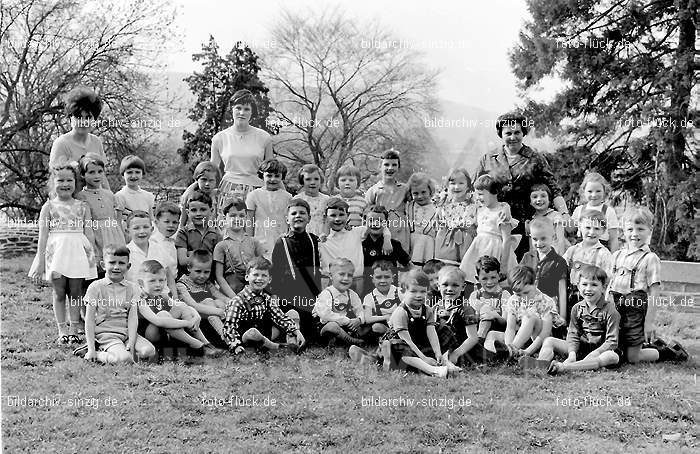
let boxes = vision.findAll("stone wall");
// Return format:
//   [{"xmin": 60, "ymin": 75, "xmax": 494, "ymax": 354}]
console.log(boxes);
[{"xmin": 0, "ymin": 222, "xmax": 39, "ymax": 258}]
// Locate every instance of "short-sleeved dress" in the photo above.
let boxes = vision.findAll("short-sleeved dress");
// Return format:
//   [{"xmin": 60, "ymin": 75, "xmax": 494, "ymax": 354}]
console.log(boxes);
[
  {"xmin": 76, "ymin": 188, "xmax": 125, "ymax": 260},
  {"xmin": 293, "ymin": 192, "xmax": 330, "ymax": 236},
  {"xmin": 434, "ymin": 199, "xmax": 477, "ymax": 265},
  {"xmin": 246, "ymin": 188, "xmax": 293, "ymax": 260},
  {"xmin": 407, "ymin": 201, "xmax": 437, "ymax": 264},
  {"xmin": 460, "ymin": 202, "xmax": 520, "ymax": 283},
  {"xmin": 29, "ymin": 199, "xmax": 97, "ymax": 281},
  {"xmin": 365, "ymin": 182, "xmax": 411, "ymax": 253}
]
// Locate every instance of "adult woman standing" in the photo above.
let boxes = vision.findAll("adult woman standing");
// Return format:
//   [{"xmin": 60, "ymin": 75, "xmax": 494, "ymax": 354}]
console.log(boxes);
[
  {"xmin": 474, "ymin": 111, "xmax": 569, "ymax": 259},
  {"xmin": 49, "ymin": 87, "xmax": 109, "ymax": 189},
  {"xmin": 210, "ymin": 89, "xmax": 273, "ymax": 216}
]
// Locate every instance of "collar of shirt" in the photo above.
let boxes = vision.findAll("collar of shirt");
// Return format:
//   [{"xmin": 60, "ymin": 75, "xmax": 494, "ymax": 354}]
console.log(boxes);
[
  {"xmin": 371, "ymin": 181, "xmax": 405, "ymax": 190},
  {"xmin": 223, "ymin": 230, "xmax": 246, "ymax": 241},
  {"xmin": 287, "ymin": 230, "xmax": 308, "ymax": 240},
  {"xmin": 184, "ymin": 222, "xmax": 216, "ymax": 235},
  {"xmin": 373, "ymin": 285, "xmax": 398, "ymax": 299},
  {"xmin": 105, "ymin": 277, "xmax": 128, "ymax": 287},
  {"xmin": 623, "ymin": 244, "xmax": 650, "ymax": 255},
  {"xmin": 151, "ymin": 230, "xmax": 174, "ymax": 242},
  {"xmin": 327, "ymin": 285, "xmax": 350, "ymax": 301},
  {"xmin": 491, "ymin": 144, "xmax": 534, "ymax": 159},
  {"xmin": 584, "ymin": 294, "xmax": 606, "ymax": 311}
]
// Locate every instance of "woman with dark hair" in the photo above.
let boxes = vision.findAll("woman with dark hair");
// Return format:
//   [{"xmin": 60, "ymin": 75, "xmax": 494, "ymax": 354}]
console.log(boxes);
[
  {"xmin": 474, "ymin": 111, "xmax": 569, "ymax": 259},
  {"xmin": 210, "ymin": 89, "xmax": 274, "ymax": 216},
  {"xmin": 49, "ymin": 86, "xmax": 109, "ymax": 189}
]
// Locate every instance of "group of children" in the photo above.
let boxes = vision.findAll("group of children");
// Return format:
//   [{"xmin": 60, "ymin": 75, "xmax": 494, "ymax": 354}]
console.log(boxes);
[{"xmin": 28, "ymin": 148, "xmax": 688, "ymax": 376}]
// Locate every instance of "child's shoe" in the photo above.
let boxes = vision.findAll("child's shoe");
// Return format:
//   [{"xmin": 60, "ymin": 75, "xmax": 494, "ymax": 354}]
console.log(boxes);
[
  {"xmin": 518, "ymin": 356, "xmax": 551, "ymax": 371},
  {"xmin": 202, "ymin": 343, "xmax": 224, "ymax": 357},
  {"xmin": 432, "ymin": 365, "xmax": 449, "ymax": 379}
]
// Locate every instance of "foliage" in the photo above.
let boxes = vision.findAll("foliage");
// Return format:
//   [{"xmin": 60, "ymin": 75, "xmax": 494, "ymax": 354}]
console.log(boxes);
[
  {"xmin": 178, "ymin": 37, "xmax": 277, "ymax": 169},
  {"xmin": 511, "ymin": 0, "xmax": 698, "ymax": 260},
  {"xmin": 262, "ymin": 6, "xmax": 439, "ymax": 187},
  {"xmin": 0, "ymin": 0, "xmax": 178, "ymax": 219}
]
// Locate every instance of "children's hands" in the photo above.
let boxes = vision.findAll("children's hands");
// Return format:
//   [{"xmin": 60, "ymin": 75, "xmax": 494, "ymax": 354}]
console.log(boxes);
[
  {"xmin": 381, "ymin": 240, "xmax": 393, "ymax": 256},
  {"xmin": 421, "ymin": 354, "xmax": 438, "ymax": 366},
  {"xmin": 233, "ymin": 346, "xmax": 245, "ymax": 355},
  {"xmin": 29, "ymin": 261, "xmax": 44, "ymax": 283},
  {"xmin": 347, "ymin": 317, "xmax": 362, "ymax": 331}
]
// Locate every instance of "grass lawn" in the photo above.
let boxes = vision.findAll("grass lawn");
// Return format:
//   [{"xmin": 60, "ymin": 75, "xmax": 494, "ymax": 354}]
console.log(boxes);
[{"xmin": 1, "ymin": 255, "xmax": 697, "ymax": 453}]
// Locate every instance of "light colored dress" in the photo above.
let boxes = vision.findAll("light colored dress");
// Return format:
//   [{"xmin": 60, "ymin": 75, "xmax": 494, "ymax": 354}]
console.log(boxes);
[
  {"xmin": 29, "ymin": 199, "xmax": 97, "ymax": 281},
  {"xmin": 246, "ymin": 188, "xmax": 293, "ymax": 260},
  {"xmin": 293, "ymin": 192, "xmax": 330, "ymax": 236},
  {"xmin": 407, "ymin": 201, "xmax": 437, "ymax": 264},
  {"xmin": 434, "ymin": 199, "xmax": 477, "ymax": 265},
  {"xmin": 76, "ymin": 188, "xmax": 125, "ymax": 260},
  {"xmin": 365, "ymin": 181, "xmax": 411, "ymax": 253},
  {"xmin": 460, "ymin": 202, "xmax": 520, "ymax": 283}
]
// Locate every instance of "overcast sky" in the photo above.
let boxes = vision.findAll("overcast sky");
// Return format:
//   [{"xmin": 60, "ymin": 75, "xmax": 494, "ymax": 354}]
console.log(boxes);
[{"xmin": 165, "ymin": 0, "xmax": 536, "ymax": 113}]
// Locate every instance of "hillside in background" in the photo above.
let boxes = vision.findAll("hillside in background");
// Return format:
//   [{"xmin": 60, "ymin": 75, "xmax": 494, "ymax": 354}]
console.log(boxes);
[{"xmin": 156, "ymin": 72, "xmax": 561, "ymax": 184}]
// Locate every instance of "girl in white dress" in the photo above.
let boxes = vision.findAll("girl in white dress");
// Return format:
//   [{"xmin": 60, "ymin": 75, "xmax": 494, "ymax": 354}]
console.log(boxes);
[
  {"xmin": 29, "ymin": 164, "xmax": 97, "ymax": 345},
  {"xmin": 292, "ymin": 164, "xmax": 330, "ymax": 236},
  {"xmin": 246, "ymin": 159, "xmax": 292, "ymax": 260},
  {"xmin": 406, "ymin": 172, "xmax": 437, "ymax": 266},
  {"xmin": 460, "ymin": 174, "xmax": 519, "ymax": 285}
]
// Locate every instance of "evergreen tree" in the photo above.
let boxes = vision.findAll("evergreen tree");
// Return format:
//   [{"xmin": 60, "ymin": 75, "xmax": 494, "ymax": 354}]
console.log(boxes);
[{"xmin": 179, "ymin": 37, "xmax": 277, "ymax": 167}]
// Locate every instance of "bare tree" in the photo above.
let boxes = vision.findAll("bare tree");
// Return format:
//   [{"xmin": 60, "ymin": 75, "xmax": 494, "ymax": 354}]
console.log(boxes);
[
  {"xmin": 0, "ymin": 0, "xmax": 177, "ymax": 218},
  {"xmin": 262, "ymin": 6, "xmax": 439, "ymax": 186}
]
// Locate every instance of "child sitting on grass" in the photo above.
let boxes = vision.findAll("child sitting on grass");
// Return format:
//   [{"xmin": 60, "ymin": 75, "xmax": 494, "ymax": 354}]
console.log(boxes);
[
  {"xmin": 80, "ymin": 245, "xmax": 155, "ymax": 363},
  {"xmin": 213, "ymin": 198, "xmax": 265, "ymax": 297},
  {"xmin": 468, "ymin": 256, "xmax": 510, "ymax": 346},
  {"xmin": 222, "ymin": 257, "xmax": 305, "ymax": 354},
  {"xmin": 521, "ymin": 265, "xmax": 621, "ymax": 374},
  {"xmin": 176, "ymin": 249, "xmax": 230, "ymax": 342},
  {"xmin": 361, "ymin": 260, "xmax": 402, "ymax": 337},
  {"xmin": 488, "ymin": 265, "xmax": 565, "ymax": 359},
  {"xmin": 377, "ymin": 269, "xmax": 449, "ymax": 378},
  {"xmin": 313, "ymin": 258, "xmax": 368, "ymax": 346},
  {"xmin": 137, "ymin": 260, "xmax": 222, "ymax": 357}
]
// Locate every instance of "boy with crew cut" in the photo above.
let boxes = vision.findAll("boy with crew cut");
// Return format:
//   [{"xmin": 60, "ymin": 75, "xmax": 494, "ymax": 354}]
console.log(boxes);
[
  {"xmin": 313, "ymin": 258, "xmax": 368, "ymax": 346},
  {"xmin": 519, "ymin": 217, "xmax": 568, "ymax": 323},
  {"xmin": 270, "ymin": 198, "xmax": 322, "ymax": 341},
  {"xmin": 222, "ymin": 257, "xmax": 305, "ymax": 353},
  {"xmin": 149, "ymin": 202, "xmax": 181, "ymax": 289},
  {"xmin": 175, "ymin": 191, "xmax": 221, "ymax": 277},
  {"xmin": 214, "ymin": 198, "xmax": 265, "ymax": 297},
  {"xmin": 521, "ymin": 265, "xmax": 621, "ymax": 374},
  {"xmin": 468, "ymin": 255, "xmax": 510, "ymax": 340},
  {"xmin": 361, "ymin": 260, "xmax": 402, "ymax": 337},
  {"xmin": 79, "ymin": 245, "xmax": 156, "ymax": 363},
  {"xmin": 114, "ymin": 155, "xmax": 155, "ymax": 218}
]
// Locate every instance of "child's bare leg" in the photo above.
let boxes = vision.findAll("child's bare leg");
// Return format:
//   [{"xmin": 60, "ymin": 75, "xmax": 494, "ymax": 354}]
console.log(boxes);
[
  {"xmin": 157, "ymin": 312, "xmax": 204, "ymax": 348},
  {"xmin": 477, "ymin": 320, "xmax": 492, "ymax": 339},
  {"xmin": 449, "ymin": 336, "xmax": 479, "ymax": 363},
  {"xmin": 96, "ymin": 343, "xmax": 131, "ymax": 364},
  {"xmin": 371, "ymin": 323, "xmax": 388, "ymax": 335},
  {"xmin": 67, "ymin": 278, "xmax": 84, "ymax": 335},
  {"xmin": 51, "ymin": 276, "xmax": 69, "ymax": 337},
  {"xmin": 134, "ymin": 335, "xmax": 156, "ymax": 360},
  {"xmin": 241, "ymin": 328, "xmax": 279, "ymax": 349},
  {"xmin": 538, "ymin": 337, "xmax": 568, "ymax": 362},
  {"xmin": 558, "ymin": 350, "xmax": 619, "ymax": 372},
  {"xmin": 512, "ymin": 315, "xmax": 540, "ymax": 349},
  {"xmin": 401, "ymin": 357, "xmax": 447, "ymax": 377},
  {"xmin": 484, "ymin": 331, "xmax": 504, "ymax": 352},
  {"xmin": 626, "ymin": 345, "xmax": 659, "ymax": 363}
]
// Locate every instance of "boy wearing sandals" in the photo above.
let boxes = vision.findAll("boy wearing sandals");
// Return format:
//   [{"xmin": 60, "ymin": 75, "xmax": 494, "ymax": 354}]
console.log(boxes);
[{"xmin": 222, "ymin": 257, "xmax": 305, "ymax": 354}]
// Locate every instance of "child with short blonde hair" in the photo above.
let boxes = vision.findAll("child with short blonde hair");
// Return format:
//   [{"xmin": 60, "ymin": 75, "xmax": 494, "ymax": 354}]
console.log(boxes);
[
  {"xmin": 114, "ymin": 155, "xmax": 155, "ymax": 218},
  {"xmin": 406, "ymin": 172, "xmax": 437, "ymax": 266},
  {"xmin": 435, "ymin": 168, "xmax": 477, "ymax": 265},
  {"xmin": 571, "ymin": 172, "xmax": 619, "ymax": 251},
  {"xmin": 293, "ymin": 164, "xmax": 330, "ymax": 236},
  {"xmin": 335, "ymin": 164, "xmax": 366, "ymax": 228}
]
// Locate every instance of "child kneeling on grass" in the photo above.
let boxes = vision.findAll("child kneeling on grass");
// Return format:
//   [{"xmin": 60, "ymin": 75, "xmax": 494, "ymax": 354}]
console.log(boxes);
[
  {"xmin": 222, "ymin": 257, "xmax": 305, "ymax": 354},
  {"xmin": 138, "ymin": 260, "xmax": 223, "ymax": 357},
  {"xmin": 371, "ymin": 269, "xmax": 450, "ymax": 378},
  {"xmin": 487, "ymin": 265, "xmax": 565, "ymax": 359},
  {"xmin": 80, "ymin": 245, "xmax": 155, "ymax": 364},
  {"xmin": 520, "ymin": 265, "xmax": 621, "ymax": 374},
  {"xmin": 313, "ymin": 258, "xmax": 368, "ymax": 346}
]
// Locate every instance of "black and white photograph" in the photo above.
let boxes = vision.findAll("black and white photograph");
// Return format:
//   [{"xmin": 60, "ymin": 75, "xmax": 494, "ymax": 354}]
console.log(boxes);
[{"xmin": 1, "ymin": 0, "xmax": 698, "ymax": 451}]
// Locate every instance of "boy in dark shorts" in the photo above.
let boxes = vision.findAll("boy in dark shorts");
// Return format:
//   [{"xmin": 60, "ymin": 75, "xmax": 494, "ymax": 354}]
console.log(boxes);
[
  {"xmin": 521, "ymin": 265, "xmax": 621, "ymax": 373},
  {"xmin": 222, "ymin": 257, "xmax": 305, "ymax": 354},
  {"xmin": 377, "ymin": 269, "xmax": 449, "ymax": 378}
]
